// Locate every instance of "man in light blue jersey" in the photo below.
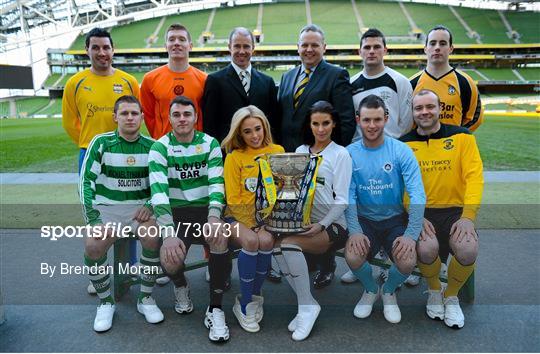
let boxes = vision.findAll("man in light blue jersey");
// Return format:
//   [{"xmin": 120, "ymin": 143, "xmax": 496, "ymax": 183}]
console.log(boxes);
[
  {"xmin": 344, "ymin": 94, "xmax": 425, "ymax": 324},
  {"xmin": 81, "ymin": 95, "xmax": 163, "ymax": 332}
]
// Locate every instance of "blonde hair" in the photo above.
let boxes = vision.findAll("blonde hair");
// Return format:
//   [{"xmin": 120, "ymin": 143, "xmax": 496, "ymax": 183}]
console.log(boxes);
[{"xmin": 221, "ymin": 105, "xmax": 274, "ymax": 153}]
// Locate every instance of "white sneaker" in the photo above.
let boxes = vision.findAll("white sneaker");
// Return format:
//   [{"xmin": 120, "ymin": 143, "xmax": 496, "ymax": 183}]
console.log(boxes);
[
  {"xmin": 381, "ymin": 291, "xmax": 401, "ymax": 323},
  {"xmin": 137, "ymin": 296, "xmax": 164, "ymax": 324},
  {"xmin": 174, "ymin": 284, "xmax": 193, "ymax": 314},
  {"xmin": 444, "ymin": 296, "xmax": 465, "ymax": 329},
  {"xmin": 288, "ymin": 314, "xmax": 299, "ymax": 332},
  {"xmin": 405, "ymin": 274, "xmax": 420, "ymax": 286},
  {"xmin": 232, "ymin": 295, "xmax": 260, "ymax": 333},
  {"xmin": 426, "ymin": 288, "xmax": 445, "ymax": 321},
  {"xmin": 340, "ymin": 270, "xmax": 358, "ymax": 284},
  {"xmin": 204, "ymin": 307, "xmax": 230, "ymax": 342},
  {"xmin": 251, "ymin": 294, "xmax": 264, "ymax": 323},
  {"xmin": 87, "ymin": 282, "xmax": 97, "ymax": 295},
  {"xmin": 353, "ymin": 288, "xmax": 380, "ymax": 319},
  {"xmin": 93, "ymin": 303, "xmax": 115, "ymax": 332},
  {"xmin": 292, "ymin": 304, "xmax": 321, "ymax": 341},
  {"xmin": 155, "ymin": 275, "xmax": 170, "ymax": 285}
]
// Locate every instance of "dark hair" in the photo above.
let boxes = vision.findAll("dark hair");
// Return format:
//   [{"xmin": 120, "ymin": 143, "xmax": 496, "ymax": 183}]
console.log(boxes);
[
  {"xmin": 426, "ymin": 25, "xmax": 453, "ymax": 46},
  {"xmin": 85, "ymin": 28, "xmax": 113, "ymax": 48},
  {"xmin": 358, "ymin": 94, "xmax": 388, "ymax": 116},
  {"xmin": 114, "ymin": 95, "xmax": 140, "ymax": 114},
  {"xmin": 169, "ymin": 95, "xmax": 196, "ymax": 115},
  {"xmin": 360, "ymin": 28, "xmax": 386, "ymax": 47},
  {"xmin": 165, "ymin": 23, "xmax": 191, "ymax": 42},
  {"xmin": 302, "ymin": 100, "xmax": 341, "ymax": 146},
  {"xmin": 413, "ymin": 89, "xmax": 441, "ymax": 107}
]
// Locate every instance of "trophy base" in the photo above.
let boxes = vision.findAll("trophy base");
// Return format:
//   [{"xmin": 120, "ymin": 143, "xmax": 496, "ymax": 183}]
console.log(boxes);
[{"xmin": 265, "ymin": 199, "xmax": 305, "ymax": 234}]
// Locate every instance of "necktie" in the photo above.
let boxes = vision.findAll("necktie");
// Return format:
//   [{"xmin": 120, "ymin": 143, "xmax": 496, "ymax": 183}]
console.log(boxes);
[
  {"xmin": 293, "ymin": 68, "xmax": 311, "ymax": 108},
  {"xmin": 240, "ymin": 70, "xmax": 250, "ymax": 95}
]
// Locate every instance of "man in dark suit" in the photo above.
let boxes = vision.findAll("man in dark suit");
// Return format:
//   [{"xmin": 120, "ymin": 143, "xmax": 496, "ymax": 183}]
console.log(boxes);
[
  {"xmin": 203, "ymin": 27, "xmax": 279, "ymax": 142},
  {"xmin": 277, "ymin": 24, "xmax": 355, "ymax": 152},
  {"xmin": 277, "ymin": 24, "xmax": 355, "ymax": 288}
]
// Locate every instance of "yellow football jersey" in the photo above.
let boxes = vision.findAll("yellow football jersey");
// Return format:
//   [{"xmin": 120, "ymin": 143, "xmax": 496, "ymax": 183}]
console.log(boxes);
[
  {"xmin": 410, "ymin": 68, "xmax": 483, "ymax": 132},
  {"xmin": 62, "ymin": 68, "xmax": 140, "ymax": 148}
]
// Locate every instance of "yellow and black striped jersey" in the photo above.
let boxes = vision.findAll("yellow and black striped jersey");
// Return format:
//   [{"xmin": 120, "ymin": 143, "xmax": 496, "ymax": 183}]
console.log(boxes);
[
  {"xmin": 410, "ymin": 68, "xmax": 484, "ymax": 132},
  {"xmin": 400, "ymin": 124, "xmax": 484, "ymax": 220}
]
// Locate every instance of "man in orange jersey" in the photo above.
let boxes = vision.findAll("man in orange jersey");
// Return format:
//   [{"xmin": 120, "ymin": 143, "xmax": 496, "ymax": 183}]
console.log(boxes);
[
  {"xmin": 410, "ymin": 25, "xmax": 483, "ymax": 132},
  {"xmin": 141, "ymin": 23, "xmax": 207, "ymax": 139},
  {"xmin": 62, "ymin": 27, "xmax": 140, "ymax": 172}
]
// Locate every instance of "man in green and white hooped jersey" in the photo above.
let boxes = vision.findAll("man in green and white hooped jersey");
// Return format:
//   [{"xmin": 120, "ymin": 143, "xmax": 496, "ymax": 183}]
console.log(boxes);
[
  {"xmin": 80, "ymin": 95, "xmax": 164, "ymax": 332},
  {"xmin": 149, "ymin": 95, "xmax": 231, "ymax": 343}
]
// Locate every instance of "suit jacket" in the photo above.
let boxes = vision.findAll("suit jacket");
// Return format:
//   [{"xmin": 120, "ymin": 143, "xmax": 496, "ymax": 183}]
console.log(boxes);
[
  {"xmin": 202, "ymin": 64, "xmax": 279, "ymax": 142},
  {"xmin": 277, "ymin": 59, "xmax": 355, "ymax": 152}
]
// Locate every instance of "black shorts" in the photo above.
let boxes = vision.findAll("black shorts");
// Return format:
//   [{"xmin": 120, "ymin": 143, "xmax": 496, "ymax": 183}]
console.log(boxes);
[
  {"xmin": 358, "ymin": 213, "xmax": 408, "ymax": 262},
  {"xmin": 172, "ymin": 206, "xmax": 212, "ymax": 251},
  {"xmin": 326, "ymin": 223, "xmax": 348, "ymax": 252},
  {"xmin": 424, "ymin": 207, "xmax": 462, "ymax": 263}
]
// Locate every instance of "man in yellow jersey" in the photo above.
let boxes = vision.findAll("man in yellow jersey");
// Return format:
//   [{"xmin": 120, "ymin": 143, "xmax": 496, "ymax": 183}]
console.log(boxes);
[
  {"xmin": 62, "ymin": 27, "xmax": 140, "ymax": 172},
  {"xmin": 141, "ymin": 23, "xmax": 207, "ymax": 139},
  {"xmin": 410, "ymin": 25, "xmax": 483, "ymax": 132},
  {"xmin": 400, "ymin": 89, "xmax": 483, "ymax": 329}
]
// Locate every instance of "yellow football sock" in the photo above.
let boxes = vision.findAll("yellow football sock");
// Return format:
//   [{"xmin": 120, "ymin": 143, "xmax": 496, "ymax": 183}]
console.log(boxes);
[
  {"xmin": 445, "ymin": 257, "xmax": 475, "ymax": 297},
  {"xmin": 418, "ymin": 256, "xmax": 442, "ymax": 291}
]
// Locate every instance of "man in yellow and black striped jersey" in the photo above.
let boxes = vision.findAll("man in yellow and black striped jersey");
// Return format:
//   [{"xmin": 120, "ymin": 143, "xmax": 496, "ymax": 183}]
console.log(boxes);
[
  {"xmin": 410, "ymin": 25, "xmax": 483, "ymax": 132},
  {"xmin": 400, "ymin": 89, "xmax": 483, "ymax": 330}
]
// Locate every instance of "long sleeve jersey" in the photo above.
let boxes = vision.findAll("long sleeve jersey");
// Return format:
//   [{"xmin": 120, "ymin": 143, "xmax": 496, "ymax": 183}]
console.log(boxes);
[
  {"xmin": 345, "ymin": 137, "xmax": 426, "ymax": 240},
  {"xmin": 148, "ymin": 131, "xmax": 225, "ymax": 228},
  {"xmin": 79, "ymin": 130, "xmax": 154, "ymax": 225},
  {"xmin": 224, "ymin": 144, "xmax": 285, "ymax": 228},
  {"xmin": 296, "ymin": 142, "xmax": 352, "ymax": 229},
  {"xmin": 62, "ymin": 68, "xmax": 140, "ymax": 148},
  {"xmin": 400, "ymin": 124, "xmax": 484, "ymax": 220}
]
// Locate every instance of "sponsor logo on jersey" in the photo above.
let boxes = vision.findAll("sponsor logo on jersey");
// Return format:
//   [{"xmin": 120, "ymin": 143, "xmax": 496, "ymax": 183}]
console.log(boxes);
[
  {"xmin": 448, "ymin": 85, "xmax": 456, "ymax": 95},
  {"xmin": 379, "ymin": 90, "xmax": 391, "ymax": 101},
  {"xmin": 173, "ymin": 85, "xmax": 184, "ymax": 95},
  {"xmin": 127, "ymin": 156, "xmax": 136, "ymax": 165},
  {"xmin": 316, "ymin": 176, "xmax": 325, "ymax": 186},
  {"xmin": 113, "ymin": 84, "xmax": 123, "ymax": 94},
  {"xmin": 443, "ymin": 139, "xmax": 454, "ymax": 150},
  {"xmin": 383, "ymin": 162, "xmax": 393, "ymax": 173},
  {"xmin": 244, "ymin": 177, "xmax": 258, "ymax": 192}
]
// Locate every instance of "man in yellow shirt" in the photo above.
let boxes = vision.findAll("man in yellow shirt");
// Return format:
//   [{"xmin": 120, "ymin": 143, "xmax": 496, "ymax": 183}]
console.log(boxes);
[
  {"xmin": 410, "ymin": 25, "xmax": 483, "ymax": 132},
  {"xmin": 62, "ymin": 27, "xmax": 140, "ymax": 172},
  {"xmin": 400, "ymin": 89, "xmax": 483, "ymax": 330}
]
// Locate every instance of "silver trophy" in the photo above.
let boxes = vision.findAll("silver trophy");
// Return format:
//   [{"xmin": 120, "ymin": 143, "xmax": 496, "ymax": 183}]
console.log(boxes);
[{"xmin": 265, "ymin": 153, "xmax": 311, "ymax": 233}]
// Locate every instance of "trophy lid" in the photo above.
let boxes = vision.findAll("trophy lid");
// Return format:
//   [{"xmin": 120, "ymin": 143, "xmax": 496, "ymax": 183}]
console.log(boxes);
[{"xmin": 267, "ymin": 153, "xmax": 311, "ymax": 176}]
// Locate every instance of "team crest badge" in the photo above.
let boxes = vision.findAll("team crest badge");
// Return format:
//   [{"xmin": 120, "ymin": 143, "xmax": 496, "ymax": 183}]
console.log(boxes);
[
  {"xmin": 127, "ymin": 156, "xmax": 136, "ymax": 165},
  {"xmin": 383, "ymin": 162, "xmax": 393, "ymax": 173},
  {"xmin": 443, "ymin": 139, "xmax": 454, "ymax": 150},
  {"xmin": 174, "ymin": 85, "xmax": 185, "ymax": 95},
  {"xmin": 244, "ymin": 177, "xmax": 258, "ymax": 193},
  {"xmin": 448, "ymin": 85, "xmax": 456, "ymax": 95},
  {"xmin": 113, "ymin": 84, "xmax": 123, "ymax": 94},
  {"xmin": 195, "ymin": 145, "xmax": 203, "ymax": 154}
]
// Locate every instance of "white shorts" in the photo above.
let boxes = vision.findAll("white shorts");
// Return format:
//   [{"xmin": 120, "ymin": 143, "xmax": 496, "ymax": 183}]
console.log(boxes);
[{"xmin": 94, "ymin": 204, "xmax": 146, "ymax": 235}]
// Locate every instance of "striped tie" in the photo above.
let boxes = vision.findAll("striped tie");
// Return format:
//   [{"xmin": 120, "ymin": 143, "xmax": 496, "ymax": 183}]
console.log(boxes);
[
  {"xmin": 240, "ymin": 70, "xmax": 250, "ymax": 95},
  {"xmin": 293, "ymin": 68, "xmax": 311, "ymax": 108}
]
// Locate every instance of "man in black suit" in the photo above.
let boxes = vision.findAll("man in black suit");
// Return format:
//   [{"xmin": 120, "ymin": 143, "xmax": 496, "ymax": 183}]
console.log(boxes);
[
  {"xmin": 203, "ymin": 27, "xmax": 279, "ymax": 142},
  {"xmin": 277, "ymin": 24, "xmax": 355, "ymax": 152},
  {"xmin": 277, "ymin": 24, "xmax": 355, "ymax": 288}
]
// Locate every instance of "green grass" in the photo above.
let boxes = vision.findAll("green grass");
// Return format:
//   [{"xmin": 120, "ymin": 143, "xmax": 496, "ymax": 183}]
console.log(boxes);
[
  {"xmin": 262, "ymin": 2, "xmax": 307, "ymax": 44},
  {"xmin": 475, "ymin": 115, "xmax": 540, "ymax": 170},
  {"xmin": 479, "ymin": 68, "xmax": 520, "ymax": 80},
  {"xmin": 311, "ymin": 1, "xmax": 359, "ymax": 45},
  {"xmin": 406, "ymin": 3, "xmax": 474, "ymax": 44},
  {"xmin": 456, "ymin": 7, "xmax": 511, "ymax": 44},
  {"xmin": 355, "ymin": 0, "xmax": 411, "ymax": 39},
  {"xmin": 211, "ymin": 5, "xmax": 258, "ymax": 40},
  {"xmin": 15, "ymin": 98, "xmax": 50, "ymax": 117},
  {"xmin": 517, "ymin": 68, "xmax": 540, "ymax": 81},
  {"xmin": 158, "ymin": 10, "xmax": 212, "ymax": 47},
  {"xmin": 505, "ymin": 11, "xmax": 540, "ymax": 43},
  {"xmin": 112, "ymin": 18, "xmax": 163, "ymax": 49}
]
